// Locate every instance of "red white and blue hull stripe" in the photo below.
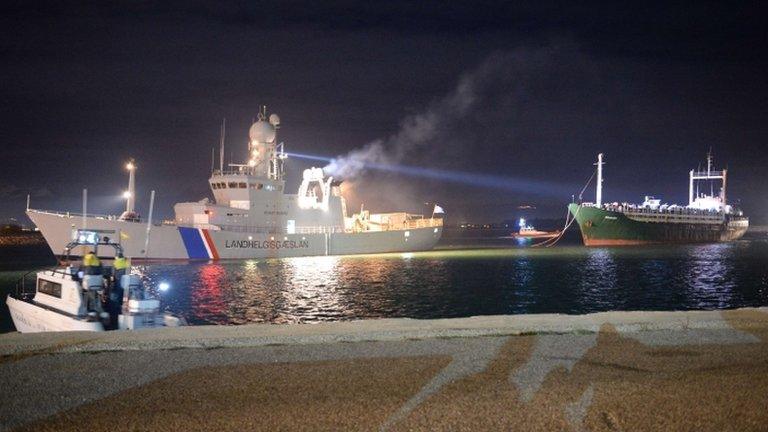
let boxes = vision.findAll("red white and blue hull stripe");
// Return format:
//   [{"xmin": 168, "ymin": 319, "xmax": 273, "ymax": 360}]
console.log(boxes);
[{"xmin": 178, "ymin": 227, "xmax": 220, "ymax": 260}]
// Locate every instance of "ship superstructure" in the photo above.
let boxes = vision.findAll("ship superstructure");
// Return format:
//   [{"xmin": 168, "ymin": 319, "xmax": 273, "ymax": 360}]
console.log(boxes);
[
  {"xmin": 568, "ymin": 152, "xmax": 748, "ymax": 246},
  {"xmin": 28, "ymin": 108, "xmax": 443, "ymax": 259}
]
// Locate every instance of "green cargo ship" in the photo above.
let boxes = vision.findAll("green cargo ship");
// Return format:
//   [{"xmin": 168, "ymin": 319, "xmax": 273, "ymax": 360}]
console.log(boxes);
[{"xmin": 569, "ymin": 153, "xmax": 749, "ymax": 246}]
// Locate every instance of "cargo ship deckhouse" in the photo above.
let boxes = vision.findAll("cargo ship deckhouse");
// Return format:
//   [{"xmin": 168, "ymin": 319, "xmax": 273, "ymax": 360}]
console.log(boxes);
[{"xmin": 27, "ymin": 108, "xmax": 444, "ymax": 260}]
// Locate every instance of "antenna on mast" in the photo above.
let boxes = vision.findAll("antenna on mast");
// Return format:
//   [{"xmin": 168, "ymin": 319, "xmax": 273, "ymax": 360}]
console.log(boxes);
[{"xmin": 219, "ymin": 118, "xmax": 226, "ymax": 172}]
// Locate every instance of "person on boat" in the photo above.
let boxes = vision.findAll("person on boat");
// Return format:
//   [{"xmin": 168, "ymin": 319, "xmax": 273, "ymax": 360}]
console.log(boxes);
[
  {"xmin": 113, "ymin": 253, "xmax": 128, "ymax": 286},
  {"xmin": 82, "ymin": 250, "xmax": 102, "ymax": 275},
  {"xmin": 108, "ymin": 253, "xmax": 129, "ymax": 329},
  {"xmin": 80, "ymin": 250, "xmax": 106, "ymax": 320}
]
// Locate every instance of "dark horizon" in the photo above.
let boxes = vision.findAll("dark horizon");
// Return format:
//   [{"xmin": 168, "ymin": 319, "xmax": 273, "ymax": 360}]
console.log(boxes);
[{"xmin": 2, "ymin": 1, "xmax": 766, "ymax": 225}]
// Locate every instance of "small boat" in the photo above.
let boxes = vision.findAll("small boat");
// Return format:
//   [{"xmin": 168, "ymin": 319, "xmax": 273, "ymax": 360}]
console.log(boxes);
[
  {"xmin": 6, "ymin": 230, "xmax": 183, "ymax": 333},
  {"xmin": 512, "ymin": 218, "xmax": 560, "ymax": 240}
]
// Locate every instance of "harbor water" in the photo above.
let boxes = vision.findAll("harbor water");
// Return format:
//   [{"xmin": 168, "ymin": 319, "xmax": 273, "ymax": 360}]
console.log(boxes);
[{"xmin": 3, "ymin": 232, "xmax": 767, "ymax": 332}]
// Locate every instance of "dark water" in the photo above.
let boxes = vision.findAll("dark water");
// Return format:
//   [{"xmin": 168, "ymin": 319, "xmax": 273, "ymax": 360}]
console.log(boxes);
[{"xmin": 2, "ymin": 235, "xmax": 768, "ymax": 330}]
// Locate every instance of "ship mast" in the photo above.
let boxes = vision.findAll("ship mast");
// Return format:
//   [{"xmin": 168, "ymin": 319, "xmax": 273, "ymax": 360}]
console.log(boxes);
[
  {"xmin": 219, "ymin": 118, "xmax": 226, "ymax": 173},
  {"xmin": 125, "ymin": 159, "xmax": 136, "ymax": 213},
  {"xmin": 595, "ymin": 153, "xmax": 604, "ymax": 207}
]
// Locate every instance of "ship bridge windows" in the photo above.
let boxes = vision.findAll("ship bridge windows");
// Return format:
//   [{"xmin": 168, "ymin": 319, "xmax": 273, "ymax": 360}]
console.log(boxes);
[
  {"xmin": 238, "ymin": 182, "xmax": 247, "ymax": 188},
  {"xmin": 38, "ymin": 279, "xmax": 62, "ymax": 298},
  {"xmin": 228, "ymin": 182, "xmax": 237, "ymax": 188}
]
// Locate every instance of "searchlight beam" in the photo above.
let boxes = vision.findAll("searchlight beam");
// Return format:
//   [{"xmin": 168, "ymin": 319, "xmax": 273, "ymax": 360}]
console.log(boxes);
[{"xmin": 286, "ymin": 152, "xmax": 572, "ymax": 197}]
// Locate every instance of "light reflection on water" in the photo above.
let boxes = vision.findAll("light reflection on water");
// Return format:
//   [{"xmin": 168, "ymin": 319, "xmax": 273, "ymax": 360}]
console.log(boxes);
[
  {"xmin": 682, "ymin": 243, "xmax": 736, "ymax": 309},
  {"xmin": 143, "ymin": 240, "xmax": 768, "ymax": 326}
]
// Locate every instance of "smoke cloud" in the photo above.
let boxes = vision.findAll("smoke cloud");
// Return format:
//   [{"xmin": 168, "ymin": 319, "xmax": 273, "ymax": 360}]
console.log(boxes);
[
  {"xmin": 323, "ymin": 53, "xmax": 489, "ymax": 178},
  {"xmin": 320, "ymin": 41, "xmax": 658, "ymax": 219}
]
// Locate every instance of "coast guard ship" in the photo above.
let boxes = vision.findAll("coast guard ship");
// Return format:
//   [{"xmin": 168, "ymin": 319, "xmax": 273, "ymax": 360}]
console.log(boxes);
[{"xmin": 27, "ymin": 109, "xmax": 443, "ymax": 260}]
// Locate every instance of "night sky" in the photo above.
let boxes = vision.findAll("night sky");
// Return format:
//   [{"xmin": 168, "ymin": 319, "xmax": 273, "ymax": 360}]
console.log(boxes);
[{"xmin": 2, "ymin": 1, "xmax": 766, "ymax": 225}]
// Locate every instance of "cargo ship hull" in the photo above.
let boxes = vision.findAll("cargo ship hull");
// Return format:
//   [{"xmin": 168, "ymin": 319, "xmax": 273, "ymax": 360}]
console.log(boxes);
[{"xmin": 568, "ymin": 204, "xmax": 749, "ymax": 246}]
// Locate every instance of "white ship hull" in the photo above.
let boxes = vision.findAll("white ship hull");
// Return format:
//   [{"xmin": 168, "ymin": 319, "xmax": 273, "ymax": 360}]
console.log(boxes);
[
  {"xmin": 28, "ymin": 210, "xmax": 443, "ymax": 260},
  {"xmin": 7, "ymin": 295, "xmax": 103, "ymax": 332}
]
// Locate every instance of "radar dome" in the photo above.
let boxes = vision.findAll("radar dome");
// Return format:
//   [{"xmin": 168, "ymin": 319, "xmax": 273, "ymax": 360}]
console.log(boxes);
[
  {"xmin": 249, "ymin": 120, "xmax": 276, "ymax": 143},
  {"xmin": 268, "ymin": 113, "xmax": 280, "ymax": 126}
]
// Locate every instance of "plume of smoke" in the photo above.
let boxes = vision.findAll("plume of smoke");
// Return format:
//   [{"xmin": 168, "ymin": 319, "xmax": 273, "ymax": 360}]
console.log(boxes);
[
  {"xmin": 323, "ymin": 50, "xmax": 501, "ymax": 178},
  {"xmin": 323, "ymin": 42, "xmax": 590, "ymax": 179},
  {"xmin": 323, "ymin": 41, "xmax": 617, "ymax": 216}
]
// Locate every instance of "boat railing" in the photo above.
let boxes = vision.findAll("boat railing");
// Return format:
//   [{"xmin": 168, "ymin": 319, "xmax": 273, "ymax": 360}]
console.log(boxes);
[
  {"xmin": 12, "ymin": 267, "xmax": 72, "ymax": 300},
  {"xmin": 14, "ymin": 269, "xmax": 40, "ymax": 299},
  {"xmin": 16, "ymin": 266, "xmax": 72, "ymax": 299}
]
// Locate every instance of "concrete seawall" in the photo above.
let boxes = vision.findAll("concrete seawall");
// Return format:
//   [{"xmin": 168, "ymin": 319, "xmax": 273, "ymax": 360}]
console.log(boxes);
[
  {"xmin": 2, "ymin": 308, "xmax": 767, "ymax": 431},
  {"xmin": 2, "ymin": 308, "xmax": 767, "ymax": 355}
]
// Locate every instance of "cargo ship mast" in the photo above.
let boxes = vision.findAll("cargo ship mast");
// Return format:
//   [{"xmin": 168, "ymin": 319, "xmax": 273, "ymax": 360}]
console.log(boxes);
[{"xmin": 595, "ymin": 153, "xmax": 604, "ymax": 207}]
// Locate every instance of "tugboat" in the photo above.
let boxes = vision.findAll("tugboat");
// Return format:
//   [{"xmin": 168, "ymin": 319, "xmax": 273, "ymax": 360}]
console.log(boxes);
[
  {"xmin": 6, "ymin": 230, "xmax": 182, "ymax": 333},
  {"xmin": 512, "ymin": 218, "xmax": 560, "ymax": 240}
]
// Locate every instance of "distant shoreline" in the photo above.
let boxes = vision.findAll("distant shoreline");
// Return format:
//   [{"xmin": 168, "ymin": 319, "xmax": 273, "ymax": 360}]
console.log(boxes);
[{"xmin": 0, "ymin": 232, "xmax": 46, "ymax": 247}]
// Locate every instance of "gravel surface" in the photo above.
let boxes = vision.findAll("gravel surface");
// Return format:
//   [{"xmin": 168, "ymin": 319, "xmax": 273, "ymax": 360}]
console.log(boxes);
[{"xmin": 1, "ymin": 308, "xmax": 767, "ymax": 431}]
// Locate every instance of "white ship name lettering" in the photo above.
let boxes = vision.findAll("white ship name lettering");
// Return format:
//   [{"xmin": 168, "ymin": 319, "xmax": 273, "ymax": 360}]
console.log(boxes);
[{"xmin": 225, "ymin": 239, "xmax": 310, "ymax": 249}]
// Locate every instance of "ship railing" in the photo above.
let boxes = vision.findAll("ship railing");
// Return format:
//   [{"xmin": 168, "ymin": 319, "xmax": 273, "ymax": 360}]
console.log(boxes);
[
  {"xmin": 197, "ymin": 218, "xmax": 442, "ymax": 235},
  {"xmin": 599, "ymin": 204, "xmax": 726, "ymax": 218},
  {"xmin": 295, "ymin": 226, "xmax": 346, "ymax": 234},
  {"xmin": 211, "ymin": 224, "xmax": 281, "ymax": 234},
  {"xmin": 204, "ymin": 224, "xmax": 346, "ymax": 235},
  {"xmin": 620, "ymin": 207, "xmax": 722, "ymax": 216},
  {"xmin": 351, "ymin": 217, "xmax": 443, "ymax": 233},
  {"xmin": 403, "ymin": 218, "xmax": 443, "ymax": 229},
  {"xmin": 211, "ymin": 169, "xmax": 259, "ymax": 177},
  {"xmin": 691, "ymin": 170, "xmax": 724, "ymax": 177},
  {"xmin": 28, "ymin": 209, "xmax": 134, "ymax": 222}
]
